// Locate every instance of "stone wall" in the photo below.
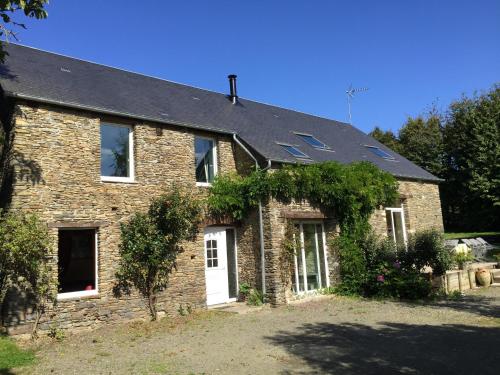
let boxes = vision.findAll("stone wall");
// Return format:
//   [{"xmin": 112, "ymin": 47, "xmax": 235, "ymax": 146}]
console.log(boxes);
[
  {"xmin": 1, "ymin": 101, "xmax": 446, "ymax": 333},
  {"xmin": 369, "ymin": 179, "xmax": 444, "ymax": 238},
  {"xmin": 2, "ymin": 102, "xmax": 257, "ymax": 334},
  {"xmin": 263, "ymin": 198, "xmax": 338, "ymax": 305}
]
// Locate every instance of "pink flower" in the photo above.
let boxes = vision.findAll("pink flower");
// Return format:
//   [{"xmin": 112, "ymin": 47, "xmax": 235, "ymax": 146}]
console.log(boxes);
[{"xmin": 376, "ymin": 275, "xmax": 385, "ymax": 282}]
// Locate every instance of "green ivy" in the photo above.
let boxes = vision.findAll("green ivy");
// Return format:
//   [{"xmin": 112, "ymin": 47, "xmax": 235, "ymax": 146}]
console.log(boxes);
[
  {"xmin": 208, "ymin": 161, "xmax": 399, "ymax": 295},
  {"xmin": 207, "ymin": 161, "xmax": 398, "ymax": 223}
]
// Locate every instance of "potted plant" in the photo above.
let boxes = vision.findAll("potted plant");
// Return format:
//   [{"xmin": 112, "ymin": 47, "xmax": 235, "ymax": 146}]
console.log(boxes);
[{"xmin": 452, "ymin": 244, "xmax": 474, "ymax": 270}]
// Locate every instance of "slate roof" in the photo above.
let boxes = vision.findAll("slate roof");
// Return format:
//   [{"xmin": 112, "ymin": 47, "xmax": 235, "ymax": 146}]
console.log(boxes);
[{"xmin": 0, "ymin": 43, "xmax": 440, "ymax": 182}]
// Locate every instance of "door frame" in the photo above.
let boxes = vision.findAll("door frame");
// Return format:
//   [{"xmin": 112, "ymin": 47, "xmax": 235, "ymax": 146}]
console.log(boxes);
[
  {"xmin": 204, "ymin": 226, "xmax": 239, "ymax": 305},
  {"xmin": 292, "ymin": 221, "xmax": 330, "ymax": 295}
]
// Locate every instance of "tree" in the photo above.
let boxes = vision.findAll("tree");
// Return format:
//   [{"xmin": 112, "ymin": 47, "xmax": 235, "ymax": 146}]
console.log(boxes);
[
  {"xmin": 398, "ymin": 113, "xmax": 445, "ymax": 177},
  {"xmin": 114, "ymin": 189, "xmax": 203, "ymax": 320},
  {"xmin": 0, "ymin": 210, "xmax": 55, "ymax": 338},
  {"xmin": 0, "ymin": 0, "xmax": 49, "ymax": 62},
  {"xmin": 369, "ymin": 126, "xmax": 401, "ymax": 154},
  {"xmin": 441, "ymin": 85, "xmax": 500, "ymax": 230}
]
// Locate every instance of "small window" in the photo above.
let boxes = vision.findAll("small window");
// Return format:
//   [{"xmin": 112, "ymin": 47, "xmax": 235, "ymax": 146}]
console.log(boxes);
[
  {"xmin": 365, "ymin": 145, "xmax": 395, "ymax": 160},
  {"xmin": 206, "ymin": 239, "xmax": 219, "ymax": 268},
  {"xmin": 195, "ymin": 137, "xmax": 217, "ymax": 184},
  {"xmin": 296, "ymin": 133, "xmax": 330, "ymax": 150},
  {"xmin": 100, "ymin": 123, "xmax": 134, "ymax": 182},
  {"xmin": 58, "ymin": 229, "xmax": 97, "ymax": 299},
  {"xmin": 279, "ymin": 144, "xmax": 310, "ymax": 159}
]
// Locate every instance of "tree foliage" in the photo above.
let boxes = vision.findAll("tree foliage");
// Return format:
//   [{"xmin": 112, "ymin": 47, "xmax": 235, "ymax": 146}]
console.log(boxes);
[
  {"xmin": 0, "ymin": 209, "xmax": 54, "ymax": 338},
  {"xmin": 370, "ymin": 85, "xmax": 499, "ymax": 230},
  {"xmin": 0, "ymin": 0, "xmax": 48, "ymax": 62},
  {"xmin": 369, "ymin": 127, "xmax": 401, "ymax": 154},
  {"xmin": 370, "ymin": 112, "xmax": 444, "ymax": 177},
  {"xmin": 398, "ymin": 114, "xmax": 444, "ymax": 177},
  {"xmin": 114, "ymin": 189, "xmax": 203, "ymax": 321}
]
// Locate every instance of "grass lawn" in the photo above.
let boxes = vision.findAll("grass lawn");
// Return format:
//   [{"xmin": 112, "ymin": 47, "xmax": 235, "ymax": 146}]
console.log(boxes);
[
  {"xmin": 0, "ymin": 335, "xmax": 35, "ymax": 372},
  {"xmin": 443, "ymin": 231, "xmax": 500, "ymax": 240}
]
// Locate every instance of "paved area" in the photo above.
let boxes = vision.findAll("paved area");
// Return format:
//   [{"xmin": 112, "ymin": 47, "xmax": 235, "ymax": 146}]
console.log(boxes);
[{"xmin": 17, "ymin": 287, "xmax": 500, "ymax": 375}]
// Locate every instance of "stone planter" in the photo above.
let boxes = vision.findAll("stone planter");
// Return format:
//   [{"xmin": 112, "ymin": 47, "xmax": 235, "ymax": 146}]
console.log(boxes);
[{"xmin": 475, "ymin": 268, "xmax": 491, "ymax": 287}]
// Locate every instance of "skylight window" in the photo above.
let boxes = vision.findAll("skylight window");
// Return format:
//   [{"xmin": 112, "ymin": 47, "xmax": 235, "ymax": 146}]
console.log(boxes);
[
  {"xmin": 296, "ymin": 133, "xmax": 330, "ymax": 150},
  {"xmin": 280, "ymin": 144, "xmax": 310, "ymax": 159},
  {"xmin": 365, "ymin": 146, "xmax": 395, "ymax": 160}
]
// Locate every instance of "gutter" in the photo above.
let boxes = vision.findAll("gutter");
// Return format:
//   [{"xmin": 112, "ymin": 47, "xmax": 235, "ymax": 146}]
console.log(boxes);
[{"xmin": 232, "ymin": 134, "xmax": 271, "ymax": 301}]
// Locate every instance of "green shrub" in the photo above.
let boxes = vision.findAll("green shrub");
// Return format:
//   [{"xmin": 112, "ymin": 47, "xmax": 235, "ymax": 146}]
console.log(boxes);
[
  {"xmin": 0, "ymin": 210, "xmax": 55, "ymax": 338},
  {"xmin": 400, "ymin": 230, "xmax": 452, "ymax": 276},
  {"xmin": 246, "ymin": 289, "xmax": 264, "ymax": 306},
  {"xmin": 114, "ymin": 188, "xmax": 202, "ymax": 320},
  {"xmin": 238, "ymin": 282, "xmax": 251, "ymax": 296},
  {"xmin": 335, "ymin": 229, "xmax": 450, "ymax": 300}
]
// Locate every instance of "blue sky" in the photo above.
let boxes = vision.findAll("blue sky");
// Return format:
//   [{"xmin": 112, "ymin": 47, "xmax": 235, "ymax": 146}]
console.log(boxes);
[{"xmin": 11, "ymin": 0, "xmax": 500, "ymax": 133}]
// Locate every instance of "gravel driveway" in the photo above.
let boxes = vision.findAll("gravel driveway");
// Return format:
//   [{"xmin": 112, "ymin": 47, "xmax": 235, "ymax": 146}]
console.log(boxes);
[{"xmin": 17, "ymin": 287, "xmax": 500, "ymax": 375}]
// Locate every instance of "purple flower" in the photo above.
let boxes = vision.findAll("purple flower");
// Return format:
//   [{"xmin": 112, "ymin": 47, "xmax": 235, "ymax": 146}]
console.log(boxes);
[
  {"xmin": 376, "ymin": 275, "xmax": 385, "ymax": 282},
  {"xmin": 393, "ymin": 261, "xmax": 401, "ymax": 269}
]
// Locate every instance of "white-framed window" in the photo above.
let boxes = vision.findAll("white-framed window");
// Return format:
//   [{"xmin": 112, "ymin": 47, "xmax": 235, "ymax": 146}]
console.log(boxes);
[
  {"xmin": 386, "ymin": 207, "xmax": 408, "ymax": 247},
  {"xmin": 291, "ymin": 222, "xmax": 330, "ymax": 293},
  {"xmin": 205, "ymin": 239, "xmax": 219, "ymax": 268},
  {"xmin": 57, "ymin": 229, "xmax": 98, "ymax": 300},
  {"xmin": 195, "ymin": 137, "xmax": 217, "ymax": 186},
  {"xmin": 100, "ymin": 122, "xmax": 134, "ymax": 183}
]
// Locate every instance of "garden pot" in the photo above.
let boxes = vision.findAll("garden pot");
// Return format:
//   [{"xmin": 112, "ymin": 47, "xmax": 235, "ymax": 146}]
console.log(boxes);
[{"xmin": 475, "ymin": 268, "xmax": 491, "ymax": 287}]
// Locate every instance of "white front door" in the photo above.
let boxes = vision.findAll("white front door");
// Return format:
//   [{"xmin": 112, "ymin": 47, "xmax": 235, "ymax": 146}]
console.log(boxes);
[{"xmin": 204, "ymin": 227, "xmax": 230, "ymax": 306}]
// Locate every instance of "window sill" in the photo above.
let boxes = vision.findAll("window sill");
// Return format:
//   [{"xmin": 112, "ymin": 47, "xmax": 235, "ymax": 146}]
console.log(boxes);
[
  {"xmin": 196, "ymin": 182, "xmax": 213, "ymax": 188},
  {"xmin": 57, "ymin": 290, "xmax": 99, "ymax": 301},
  {"xmin": 101, "ymin": 177, "xmax": 137, "ymax": 184}
]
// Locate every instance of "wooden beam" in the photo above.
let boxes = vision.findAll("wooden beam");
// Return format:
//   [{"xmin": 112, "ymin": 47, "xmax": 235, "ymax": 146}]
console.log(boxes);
[{"xmin": 280, "ymin": 210, "xmax": 328, "ymax": 219}]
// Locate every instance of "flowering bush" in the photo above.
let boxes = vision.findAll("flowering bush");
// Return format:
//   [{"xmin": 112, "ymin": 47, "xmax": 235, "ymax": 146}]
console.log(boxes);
[{"xmin": 335, "ymin": 229, "xmax": 448, "ymax": 299}]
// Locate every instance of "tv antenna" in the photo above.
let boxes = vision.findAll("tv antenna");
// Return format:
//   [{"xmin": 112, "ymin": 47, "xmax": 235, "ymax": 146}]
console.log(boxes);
[{"xmin": 346, "ymin": 85, "xmax": 369, "ymax": 124}]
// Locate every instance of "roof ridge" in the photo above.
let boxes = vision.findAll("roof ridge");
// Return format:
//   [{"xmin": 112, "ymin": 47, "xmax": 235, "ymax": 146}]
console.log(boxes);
[{"xmin": 5, "ymin": 42, "xmax": 350, "ymax": 127}]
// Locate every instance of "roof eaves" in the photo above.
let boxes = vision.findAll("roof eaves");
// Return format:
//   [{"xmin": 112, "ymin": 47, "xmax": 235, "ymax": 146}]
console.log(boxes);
[{"xmin": 4, "ymin": 91, "xmax": 236, "ymax": 136}]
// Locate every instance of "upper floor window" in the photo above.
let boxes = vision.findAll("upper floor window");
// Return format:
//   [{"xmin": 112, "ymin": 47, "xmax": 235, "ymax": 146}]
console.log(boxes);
[
  {"xmin": 100, "ymin": 123, "xmax": 134, "ymax": 182},
  {"xmin": 195, "ymin": 137, "xmax": 217, "ymax": 185}
]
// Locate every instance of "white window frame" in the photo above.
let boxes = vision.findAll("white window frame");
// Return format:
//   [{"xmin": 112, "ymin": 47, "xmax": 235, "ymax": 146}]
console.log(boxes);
[
  {"xmin": 57, "ymin": 229, "xmax": 99, "ymax": 300},
  {"xmin": 195, "ymin": 136, "xmax": 218, "ymax": 187},
  {"xmin": 100, "ymin": 122, "xmax": 135, "ymax": 183},
  {"xmin": 205, "ymin": 238, "xmax": 221, "ymax": 269},
  {"xmin": 292, "ymin": 221, "xmax": 330, "ymax": 294},
  {"xmin": 386, "ymin": 206, "xmax": 408, "ymax": 247}
]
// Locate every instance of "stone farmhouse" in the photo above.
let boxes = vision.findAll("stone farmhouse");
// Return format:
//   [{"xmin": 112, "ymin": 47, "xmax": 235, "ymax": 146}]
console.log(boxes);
[{"xmin": 0, "ymin": 44, "xmax": 443, "ymax": 333}]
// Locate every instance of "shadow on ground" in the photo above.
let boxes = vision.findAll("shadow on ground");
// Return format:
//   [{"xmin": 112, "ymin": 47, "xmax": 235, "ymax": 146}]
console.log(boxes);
[
  {"xmin": 267, "ymin": 322, "xmax": 500, "ymax": 375},
  {"xmin": 400, "ymin": 293, "xmax": 500, "ymax": 319}
]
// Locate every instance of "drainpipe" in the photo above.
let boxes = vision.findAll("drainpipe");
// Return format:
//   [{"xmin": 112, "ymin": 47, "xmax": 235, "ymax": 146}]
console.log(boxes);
[{"xmin": 232, "ymin": 134, "xmax": 271, "ymax": 300}]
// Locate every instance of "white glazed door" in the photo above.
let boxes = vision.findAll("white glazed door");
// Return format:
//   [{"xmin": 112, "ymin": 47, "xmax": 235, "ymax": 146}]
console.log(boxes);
[{"xmin": 204, "ymin": 228, "xmax": 229, "ymax": 306}]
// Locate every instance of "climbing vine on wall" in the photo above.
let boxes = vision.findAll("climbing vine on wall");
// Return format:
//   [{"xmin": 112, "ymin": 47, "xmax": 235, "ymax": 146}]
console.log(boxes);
[
  {"xmin": 207, "ymin": 161, "xmax": 398, "ymax": 225},
  {"xmin": 207, "ymin": 161, "xmax": 399, "ymax": 295}
]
